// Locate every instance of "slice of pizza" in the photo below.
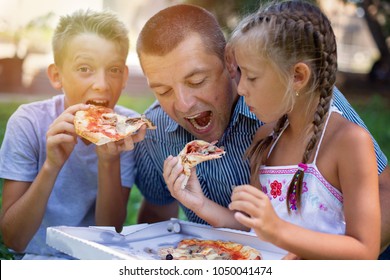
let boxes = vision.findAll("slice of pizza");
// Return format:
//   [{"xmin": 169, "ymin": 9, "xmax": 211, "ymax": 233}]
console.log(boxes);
[
  {"xmin": 158, "ymin": 239, "xmax": 262, "ymax": 260},
  {"xmin": 74, "ymin": 105, "xmax": 156, "ymax": 145},
  {"xmin": 178, "ymin": 140, "xmax": 225, "ymax": 189}
]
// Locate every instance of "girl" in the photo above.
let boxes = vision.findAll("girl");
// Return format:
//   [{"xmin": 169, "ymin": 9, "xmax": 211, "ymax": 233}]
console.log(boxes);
[{"xmin": 228, "ymin": 0, "xmax": 380, "ymax": 259}]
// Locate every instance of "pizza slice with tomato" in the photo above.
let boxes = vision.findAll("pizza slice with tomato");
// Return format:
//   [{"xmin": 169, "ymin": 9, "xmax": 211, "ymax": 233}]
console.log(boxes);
[
  {"xmin": 74, "ymin": 105, "xmax": 156, "ymax": 145},
  {"xmin": 178, "ymin": 140, "xmax": 225, "ymax": 189}
]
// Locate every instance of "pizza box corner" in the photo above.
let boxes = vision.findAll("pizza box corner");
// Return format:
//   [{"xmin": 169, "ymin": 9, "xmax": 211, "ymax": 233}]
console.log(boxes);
[{"xmin": 46, "ymin": 219, "xmax": 287, "ymax": 260}]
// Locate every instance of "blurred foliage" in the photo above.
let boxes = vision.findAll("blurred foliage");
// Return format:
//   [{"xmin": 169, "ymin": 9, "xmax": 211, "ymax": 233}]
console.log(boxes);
[
  {"xmin": 184, "ymin": 0, "xmax": 316, "ymax": 34},
  {"xmin": 0, "ymin": 12, "xmax": 54, "ymax": 57},
  {"xmin": 354, "ymin": 0, "xmax": 390, "ymax": 40}
]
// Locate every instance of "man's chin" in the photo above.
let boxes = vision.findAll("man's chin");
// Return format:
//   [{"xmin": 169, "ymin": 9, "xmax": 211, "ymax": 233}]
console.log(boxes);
[{"xmin": 188, "ymin": 129, "xmax": 222, "ymax": 143}]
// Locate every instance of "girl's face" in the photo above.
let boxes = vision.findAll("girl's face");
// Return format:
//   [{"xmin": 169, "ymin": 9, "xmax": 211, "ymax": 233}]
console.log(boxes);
[{"xmin": 235, "ymin": 46, "xmax": 288, "ymax": 124}]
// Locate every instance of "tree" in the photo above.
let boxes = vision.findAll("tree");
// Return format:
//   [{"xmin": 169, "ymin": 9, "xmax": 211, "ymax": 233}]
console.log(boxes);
[{"xmin": 358, "ymin": 0, "xmax": 390, "ymax": 82}]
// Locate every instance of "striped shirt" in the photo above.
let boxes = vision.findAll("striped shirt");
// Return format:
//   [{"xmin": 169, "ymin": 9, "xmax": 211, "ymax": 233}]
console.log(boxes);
[{"xmin": 134, "ymin": 88, "xmax": 387, "ymax": 224}]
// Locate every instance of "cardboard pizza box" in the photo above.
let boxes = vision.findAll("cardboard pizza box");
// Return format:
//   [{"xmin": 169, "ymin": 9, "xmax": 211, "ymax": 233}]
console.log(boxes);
[{"xmin": 46, "ymin": 219, "xmax": 286, "ymax": 260}]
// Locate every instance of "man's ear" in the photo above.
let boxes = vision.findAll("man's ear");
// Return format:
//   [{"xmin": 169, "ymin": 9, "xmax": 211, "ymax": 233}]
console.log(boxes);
[
  {"xmin": 47, "ymin": 64, "xmax": 62, "ymax": 90},
  {"xmin": 293, "ymin": 62, "xmax": 311, "ymax": 91},
  {"xmin": 225, "ymin": 43, "xmax": 239, "ymax": 80}
]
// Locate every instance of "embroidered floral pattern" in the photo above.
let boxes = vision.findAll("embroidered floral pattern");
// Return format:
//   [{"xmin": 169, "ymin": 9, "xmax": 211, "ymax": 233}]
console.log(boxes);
[{"xmin": 270, "ymin": 180, "xmax": 282, "ymax": 199}]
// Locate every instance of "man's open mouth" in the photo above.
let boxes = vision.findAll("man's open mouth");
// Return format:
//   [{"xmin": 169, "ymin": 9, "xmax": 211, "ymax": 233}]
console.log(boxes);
[
  {"xmin": 86, "ymin": 100, "xmax": 109, "ymax": 107},
  {"xmin": 185, "ymin": 111, "xmax": 213, "ymax": 130}
]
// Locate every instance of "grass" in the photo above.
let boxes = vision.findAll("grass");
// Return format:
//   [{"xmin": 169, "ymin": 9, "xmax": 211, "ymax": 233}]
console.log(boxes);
[{"xmin": 0, "ymin": 93, "xmax": 389, "ymax": 259}]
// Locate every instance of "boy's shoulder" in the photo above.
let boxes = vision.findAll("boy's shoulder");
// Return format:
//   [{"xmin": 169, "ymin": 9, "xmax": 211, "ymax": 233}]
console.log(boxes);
[
  {"xmin": 114, "ymin": 104, "xmax": 140, "ymax": 118},
  {"xmin": 11, "ymin": 95, "xmax": 64, "ymax": 119}
]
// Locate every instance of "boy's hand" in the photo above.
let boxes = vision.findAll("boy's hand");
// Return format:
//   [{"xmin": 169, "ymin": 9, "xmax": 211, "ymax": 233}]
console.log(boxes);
[
  {"xmin": 96, "ymin": 125, "xmax": 147, "ymax": 160},
  {"xmin": 163, "ymin": 155, "xmax": 205, "ymax": 212},
  {"xmin": 45, "ymin": 103, "xmax": 89, "ymax": 170}
]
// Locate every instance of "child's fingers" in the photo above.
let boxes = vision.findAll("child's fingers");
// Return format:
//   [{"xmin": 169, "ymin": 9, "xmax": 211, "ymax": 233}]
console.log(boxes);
[
  {"xmin": 131, "ymin": 125, "xmax": 146, "ymax": 143},
  {"xmin": 231, "ymin": 185, "xmax": 266, "ymax": 201},
  {"xmin": 123, "ymin": 136, "xmax": 135, "ymax": 151},
  {"xmin": 47, "ymin": 121, "xmax": 76, "ymax": 137},
  {"xmin": 233, "ymin": 211, "xmax": 254, "ymax": 229},
  {"xmin": 65, "ymin": 103, "xmax": 90, "ymax": 115},
  {"xmin": 163, "ymin": 156, "xmax": 181, "ymax": 182}
]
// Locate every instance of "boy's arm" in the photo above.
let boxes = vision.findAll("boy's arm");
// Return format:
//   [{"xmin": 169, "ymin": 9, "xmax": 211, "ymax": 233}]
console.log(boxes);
[
  {"xmin": 0, "ymin": 104, "xmax": 88, "ymax": 252},
  {"xmin": 0, "ymin": 163, "xmax": 60, "ymax": 252},
  {"xmin": 137, "ymin": 199, "xmax": 179, "ymax": 224},
  {"xmin": 95, "ymin": 154, "xmax": 130, "ymax": 230},
  {"xmin": 95, "ymin": 127, "xmax": 146, "ymax": 229}
]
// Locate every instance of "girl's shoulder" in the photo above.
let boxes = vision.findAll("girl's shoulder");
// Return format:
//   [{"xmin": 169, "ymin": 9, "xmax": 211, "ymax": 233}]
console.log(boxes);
[{"xmin": 325, "ymin": 113, "xmax": 373, "ymax": 156}]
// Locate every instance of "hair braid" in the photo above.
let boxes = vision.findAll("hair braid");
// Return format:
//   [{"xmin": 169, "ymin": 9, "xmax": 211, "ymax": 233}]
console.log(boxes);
[
  {"xmin": 284, "ymin": 1, "xmax": 337, "ymax": 212},
  {"xmin": 246, "ymin": 115, "xmax": 288, "ymax": 189}
]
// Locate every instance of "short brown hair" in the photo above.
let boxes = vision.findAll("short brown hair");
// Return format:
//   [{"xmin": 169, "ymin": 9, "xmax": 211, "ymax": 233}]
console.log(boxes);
[{"xmin": 136, "ymin": 4, "xmax": 226, "ymax": 62}]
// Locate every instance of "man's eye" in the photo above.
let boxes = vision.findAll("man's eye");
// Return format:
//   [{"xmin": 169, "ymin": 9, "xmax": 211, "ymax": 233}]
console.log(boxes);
[
  {"xmin": 156, "ymin": 89, "xmax": 171, "ymax": 96},
  {"xmin": 188, "ymin": 79, "xmax": 205, "ymax": 87},
  {"xmin": 247, "ymin": 77, "xmax": 257, "ymax": 82}
]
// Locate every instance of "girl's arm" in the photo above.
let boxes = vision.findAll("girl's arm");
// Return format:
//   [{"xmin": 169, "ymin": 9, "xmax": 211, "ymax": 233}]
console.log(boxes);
[{"xmin": 230, "ymin": 123, "xmax": 380, "ymax": 259}]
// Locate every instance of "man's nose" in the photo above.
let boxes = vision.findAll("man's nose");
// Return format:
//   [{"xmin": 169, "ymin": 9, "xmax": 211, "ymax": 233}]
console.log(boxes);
[{"xmin": 175, "ymin": 86, "xmax": 196, "ymax": 112}]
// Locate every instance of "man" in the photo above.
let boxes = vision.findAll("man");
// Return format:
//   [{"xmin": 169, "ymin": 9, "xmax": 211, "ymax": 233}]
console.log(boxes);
[{"xmin": 134, "ymin": 4, "xmax": 390, "ymax": 256}]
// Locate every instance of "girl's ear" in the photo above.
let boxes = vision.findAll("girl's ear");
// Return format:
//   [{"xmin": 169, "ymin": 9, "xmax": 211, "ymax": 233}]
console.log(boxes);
[
  {"xmin": 293, "ymin": 62, "xmax": 311, "ymax": 91},
  {"xmin": 225, "ymin": 43, "xmax": 239, "ymax": 80},
  {"xmin": 47, "ymin": 64, "xmax": 62, "ymax": 90}
]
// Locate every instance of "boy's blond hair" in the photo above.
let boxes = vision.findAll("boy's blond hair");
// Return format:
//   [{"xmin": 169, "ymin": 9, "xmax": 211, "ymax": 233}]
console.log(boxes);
[{"xmin": 52, "ymin": 9, "xmax": 129, "ymax": 67}]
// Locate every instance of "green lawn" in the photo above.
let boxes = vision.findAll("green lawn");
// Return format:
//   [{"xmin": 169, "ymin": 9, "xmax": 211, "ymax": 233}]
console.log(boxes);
[{"xmin": 0, "ymin": 93, "xmax": 389, "ymax": 259}]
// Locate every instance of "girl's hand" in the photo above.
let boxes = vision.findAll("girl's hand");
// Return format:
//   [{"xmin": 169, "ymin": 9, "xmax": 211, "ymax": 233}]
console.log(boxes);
[
  {"xmin": 163, "ymin": 155, "xmax": 205, "ymax": 212},
  {"xmin": 45, "ymin": 103, "xmax": 89, "ymax": 170},
  {"xmin": 229, "ymin": 185, "xmax": 282, "ymax": 243}
]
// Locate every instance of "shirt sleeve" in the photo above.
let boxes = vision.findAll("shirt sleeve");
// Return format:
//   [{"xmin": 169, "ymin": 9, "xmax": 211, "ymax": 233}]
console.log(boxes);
[
  {"xmin": 333, "ymin": 87, "xmax": 388, "ymax": 174},
  {"xmin": 0, "ymin": 109, "xmax": 40, "ymax": 181},
  {"xmin": 120, "ymin": 150, "xmax": 136, "ymax": 189}
]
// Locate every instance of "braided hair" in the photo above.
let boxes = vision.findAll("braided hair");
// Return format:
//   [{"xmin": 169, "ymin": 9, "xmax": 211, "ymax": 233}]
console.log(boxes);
[{"xmin": 230, "ymin": 0, "xmax": 337, "ymax": 212}]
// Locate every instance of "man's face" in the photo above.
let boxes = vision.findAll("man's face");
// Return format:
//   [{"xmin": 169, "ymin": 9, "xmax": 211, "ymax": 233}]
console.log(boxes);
[
  {"xmin": 139, "ymin": 34, "xmax": 237, "ymax": 142},
  {"xmin": 54, "ymin": 33, "xmax": 128, "ymax": 109}
]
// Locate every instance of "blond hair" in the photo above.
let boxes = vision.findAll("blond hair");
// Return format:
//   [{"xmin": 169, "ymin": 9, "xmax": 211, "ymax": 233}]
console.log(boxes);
[{"xmin": 52, "ymin": 9, "xmax": 129, "ymax": 67}]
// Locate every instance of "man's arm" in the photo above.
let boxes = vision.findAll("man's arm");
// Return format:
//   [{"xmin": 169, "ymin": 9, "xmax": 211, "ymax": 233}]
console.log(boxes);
[
  {"xmin": 379, "ymin": 166, "xmax": 390, "ymax": 252},
  {"xmin": 137, "ymin": 199, "xmax": 179, "ymax": 224}
]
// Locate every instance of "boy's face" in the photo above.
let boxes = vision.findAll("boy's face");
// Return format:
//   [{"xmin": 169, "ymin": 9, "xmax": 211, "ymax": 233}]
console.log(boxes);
[
  {"xmin": 139, "ymin": 34, "xmax": 237, "ymax": 143},
  {"xmin": 51, "ymin": 33, "xmax": 128, "ymax": 109}
]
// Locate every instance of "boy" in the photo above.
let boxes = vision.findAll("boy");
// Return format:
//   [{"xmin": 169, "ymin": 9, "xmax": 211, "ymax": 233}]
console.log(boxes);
[{"xmin": 0, "ymin": 9, "xmax": 145, "ymax": 259}]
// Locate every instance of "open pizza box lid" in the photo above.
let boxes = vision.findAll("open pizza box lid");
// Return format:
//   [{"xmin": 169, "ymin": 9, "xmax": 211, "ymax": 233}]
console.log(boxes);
[{"xmin": 46, "ymin": 219, "xmax": 287, "ymax": 260}]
